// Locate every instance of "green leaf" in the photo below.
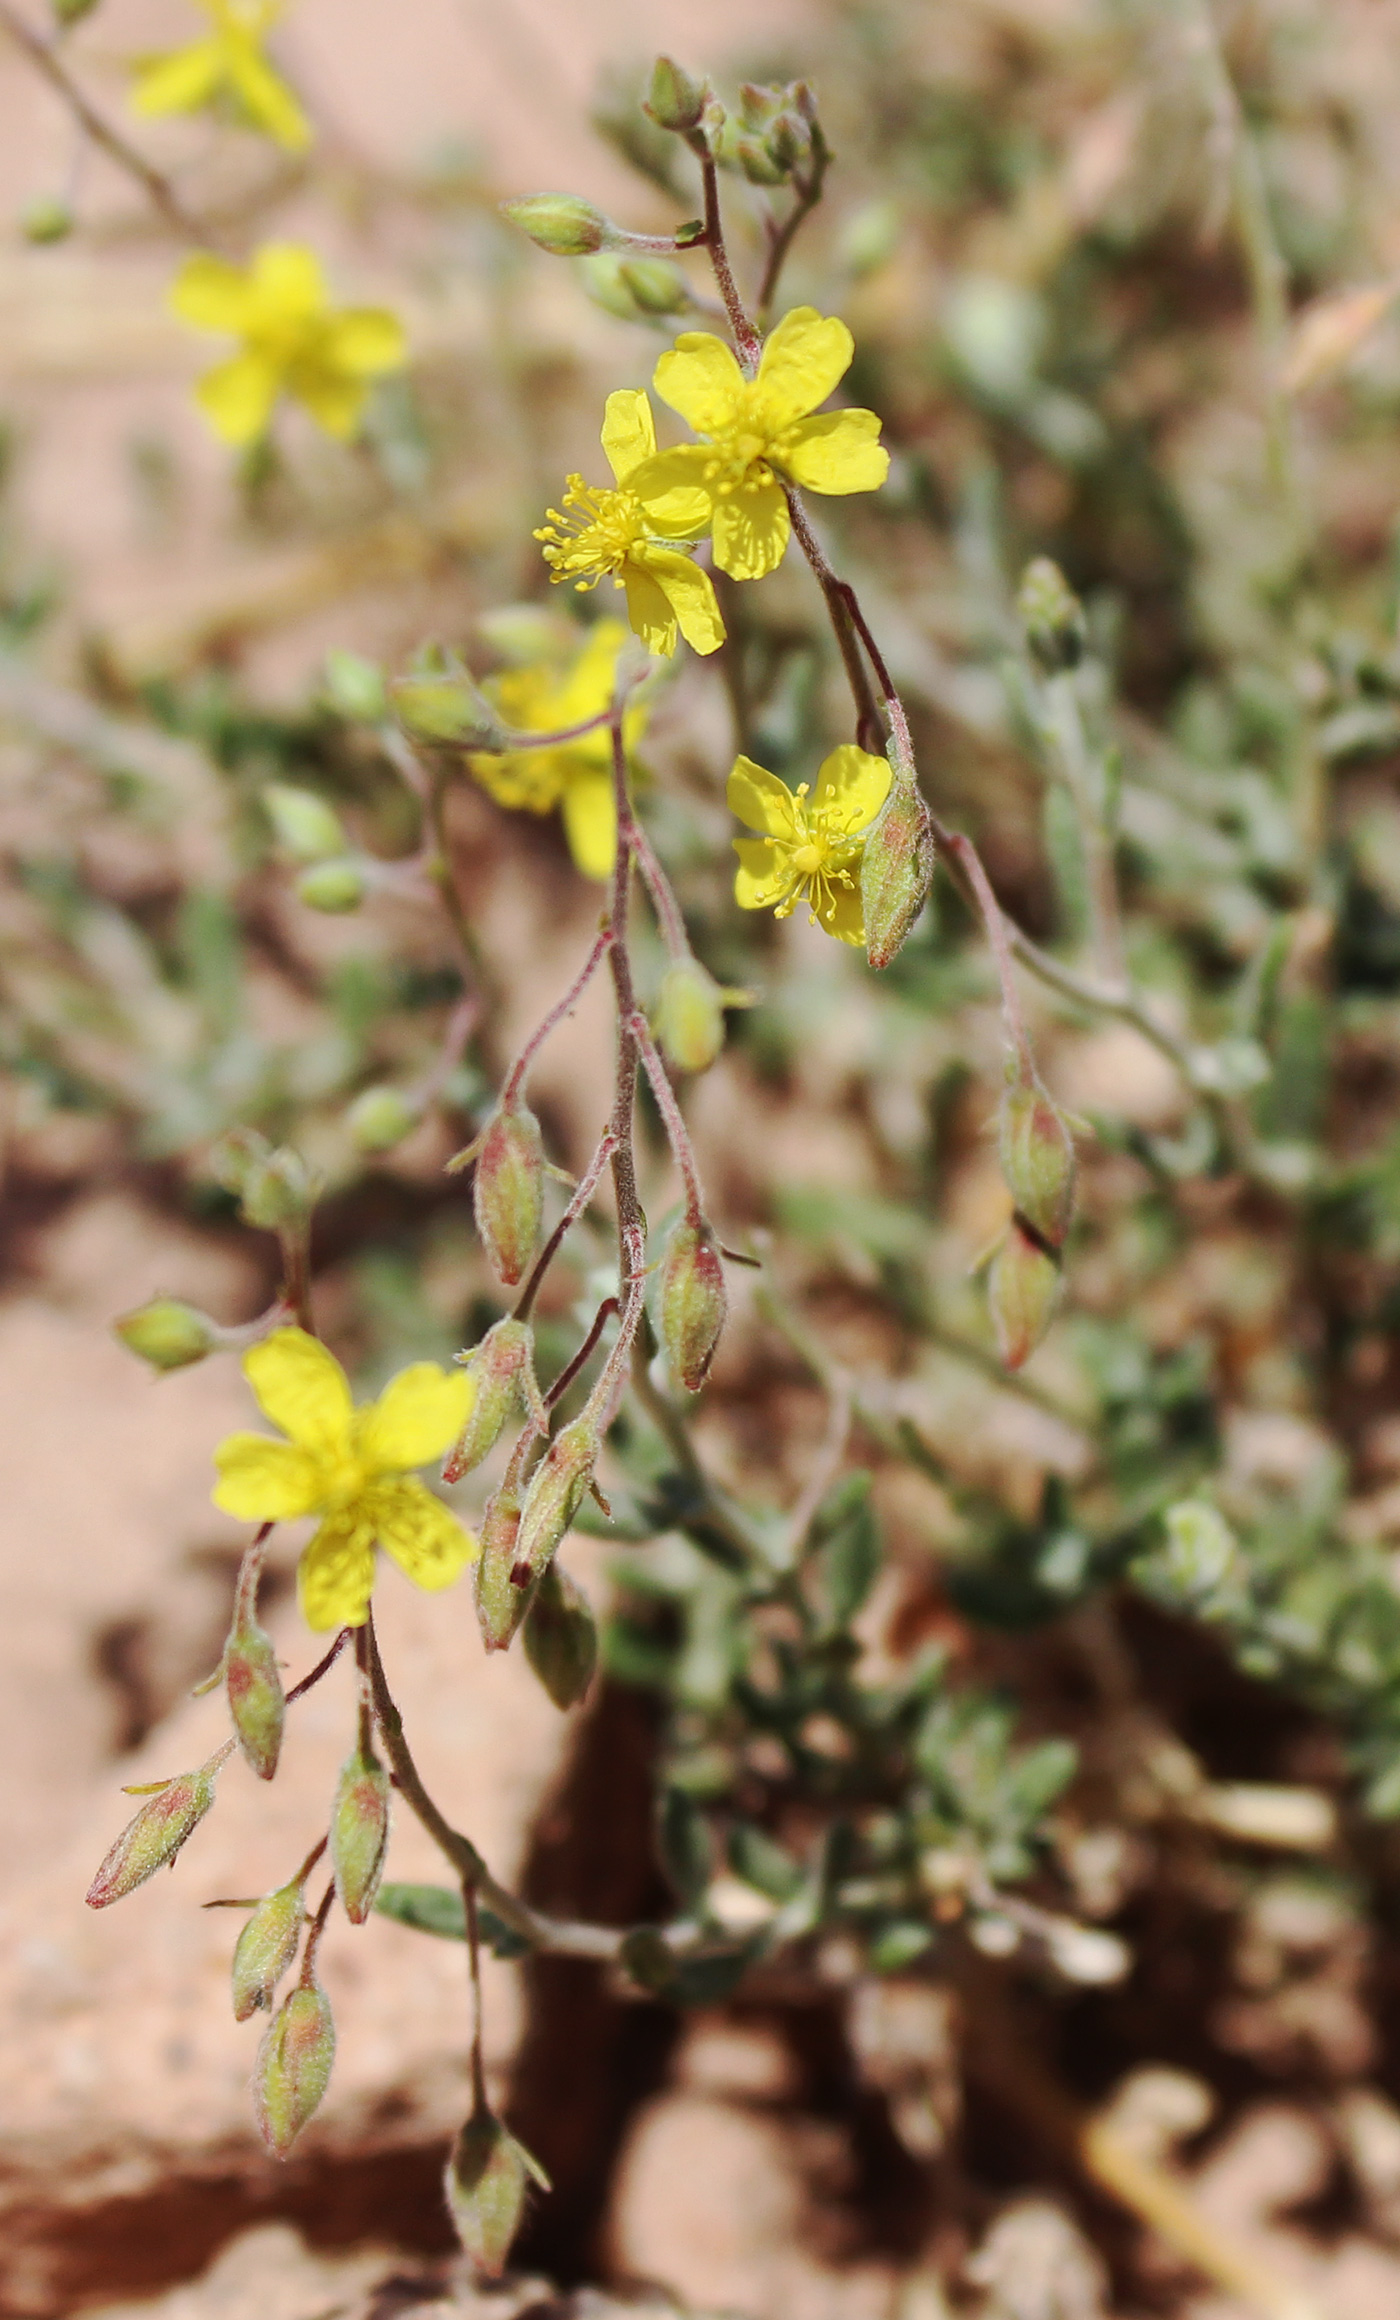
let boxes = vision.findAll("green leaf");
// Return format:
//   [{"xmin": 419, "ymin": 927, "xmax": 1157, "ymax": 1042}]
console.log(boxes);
[{"xmin": 374, "ymin": 1882, "xmax": 532, "ymax": 1958}]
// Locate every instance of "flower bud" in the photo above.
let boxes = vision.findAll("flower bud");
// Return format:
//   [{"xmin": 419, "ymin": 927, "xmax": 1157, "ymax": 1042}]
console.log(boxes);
[
  {"xmin": 1017, "ymin": 556, "xmax": 1086, "ymax": 675},
  {"xmin": 988, "ymin": 1218, "xmax": 1062, "ymax": 1371},
  {"xmin": 445, "ymin": 2104, "xmax": 550, "ymax": 2276},
  {"xmin": 114, "ymin": 1296, "xmax": 220, "ymax": 1372},
  {"xmin": 523, "ymin": 1559, "xmax": 597, "ymax": 1709},
  {"xmin": 239, "ymin": 1144, "xmax": 316, "ymax": 1232},
  {"xmin": 346, "ymin": 1085, "xmax": 422, "ymax": 1153},
  {"xmin": 658, "ymin": 1220, "xmax": 726, "ymax": 1393},
  {"xmin": 500, "ymin": 193, "xmax": 612, "ymax": 257},
  {"xmin": 767, "ymin": 111, "xmax": 811, "ymax": 171},
  {"xmin": 999, "ymin": 1067, "xmax": 1076, "ymax": 1250},
  {"xmin": 861, "ymin": 779, "xmax": 935, "ymax": 970},
  {"xmin": 330, "ymin": 1743, "xmax": 391, "ymax": 1925},
  {"xmin": 445, "ymin": 1318, "xmax": 536, "ymax": 1481},
  {"xmin": 231, "ymin": 1877, "xmax": 305, "ymax": 2021},
  {"xmin": 86, "ymin": 1751, "xmax": 227, "ymax": 1908},
  {"xmin": 472, "ymin": 1104, "xmax": 545, "ymax": 1286},
  {"xmin": 253, "ymin": 1976, "xmax": 335, "ymax": 2158},
  {"xmin": 489, "ymin": 1418, "xmax": 601, "ymax": 1646},
  {"xmin": 618, "ymin": 259, "xmax": 691, "ymax": 315},
  {"xmin": 22, "ymin": 195, "xmax": 73, "ymax": 244},
  {"xmin": 295, "ymin": 858, "xmax": 366, "ymax": 913},
  {"xmin": 654, "ymin": 957, "xmax": 731, "ymax": 1074},
  {"xmin": 226, "ymin": 1614, "xmax": 285, "ymax": 1781},
  {"xmin": 735, "ymin": 133, "xmax": 788, "ymax": 186},
  {"xmin": 322, "ymin": 648, "xmax": 386, "ymax": 723},
  {"xmin": 644, "ymin": 56, "xmax": 711, "ymax": 133},
  {"xmin": 475, "ymin": 1478, "xmax": 525, "ymax": 1652},
  {"xmin": 262, "ymin": 783, "xmax": 347, "ymax": 864},
  {"xmin": 393, "ymin": 672, "xmax": 502, "ymax": 747}
]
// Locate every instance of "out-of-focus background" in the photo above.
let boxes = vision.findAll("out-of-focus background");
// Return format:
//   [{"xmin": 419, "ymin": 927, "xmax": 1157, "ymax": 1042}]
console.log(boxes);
[{"xmin": 13, "ymin": 2, "xmax": 1400, "ymax": 2317}]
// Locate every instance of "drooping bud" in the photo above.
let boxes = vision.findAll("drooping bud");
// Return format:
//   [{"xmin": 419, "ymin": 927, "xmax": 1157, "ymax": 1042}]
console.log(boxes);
[
  {"xmin": 393, "ymin": 671, "xmax": 502, "ymax": 748},
  {"xmin": 523, "ymin": 1559, "xmax": 598, "ymax": 1709},
  {"xmin": 500, "ymin": 193, "xmax": 614, "ymax": 257},
  {"xmin": 322, "ymin": 648, "xmax": 386, "ymax": 723},
  {"xmin": 445, "ymin": 1318, "xmax": 537, "ymax": 1481},
  {"xmin": 85, "ymin": 1749, "xmax": 228, "ymax": 1908},
  {"xmin": 644, "ymin": 56, "xmax": 711, "ymax": 133},
  {"xmin": 478, "ymin": 1419, "xmax": 602, "ymax": 1650},
  {"xmin": 22, "ymin": 195, "xmax": 73, "ymax": 244},
  {"xmin": 226, "ymin": 1614, "xmax": 285, "ymax": 1781},
  {"xmin": 346, "ymin": 1085, "xmax": 422, "ymax": 1154},
  {"xmin": 1017, "ymin": 556, "xmax": 1086, "ymax": 676},
  {"xmin": 654, "ymin": 957, "xmax": 743, "ymax": 1075},
  {"xmin": 998, "ymin": 1064, "xmax": 1076, "ymax": 1251},
  {"xmin": 262, "ymin": 783, "xmax": 347, "ymax": 864},
  {"xmin": 295, "ymin": 858, "xmax": 366, "ymax": 913},
  {"xmin": 861, "ymin": 778, "xmax": 935, "ymax": 970},
  {"xmin": 987, "ymin": 1218, "xmax": 1062, "ymax": 1371},
  {"xmin": 238, "ymin": 1144, "xmax": 316, "ymax": 1233},
  {"xmin": 231, "ymin": 1877, "xmax": 306, "ymax": 2021},
  {"xmin": 445, "ymin": 2103, "xmax": 550, "ymax": 2277},
  {"xmin": 330, "ymin": 1742, "xmax": 391, "ymax": 1925},
  {"xmin": 472, "ymin": 1104, "xmax": 545, "ymax": 1286},
  {"xmin": 658, "ymin": 1220, "xmax": 726, "ymax": 1393},
  {"xmin": 253, "ymin": 1974, "xmax": 336, "ymax": 2158},
  {"xmin": 114, "ymin": 1296, "xmax": 220, "ymax": 1373},
  {"xmin": 474, "ymin": 1477, "xmax": 526, "ymax": 1652}
]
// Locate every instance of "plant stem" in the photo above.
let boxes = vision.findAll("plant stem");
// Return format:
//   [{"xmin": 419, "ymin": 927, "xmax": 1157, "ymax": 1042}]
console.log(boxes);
[
  {"xmin": 755, "ymin": 147, "xmax": 830, "ymax": 329},
  {"xmin": 513, "ymin": 1131, "xmax": 617, "ymax": 1323},
  {"xmin": 630, "ymin": 1011, "xmax": 705, "ymax": 1224},
  {"xmin": 697, "ymin": 149, "xmax": 762, "ymax": 370},
  {"xmin": 502, "ymin": 928, "xmax": 613, "ymax": 1107}
]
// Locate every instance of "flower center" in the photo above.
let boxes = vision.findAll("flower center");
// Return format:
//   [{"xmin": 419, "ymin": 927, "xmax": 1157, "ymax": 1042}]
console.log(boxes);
[{"xmin": 535, "ymin": 478, "xmax": 645, "ymax": 588}]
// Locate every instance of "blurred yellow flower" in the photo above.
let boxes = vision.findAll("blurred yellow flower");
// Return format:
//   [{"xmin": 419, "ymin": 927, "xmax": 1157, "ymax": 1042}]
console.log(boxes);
[
  {"xmin": 634, "ymin": 307, "xmax": 889, "ymax": 581},
  {"xmin": 535, "ymin": 389, "xmax": 724, "ymax": 659},
  {"xmin": 170, "ymin": 243, "xmax": 404, "ymax": 445},
  {"xmin": 213, "ymin": 1327, "xmax": 475, "ymax": 1630},
  {"xmin": 131, "ymin": 0, "xmax": 311, "ymax": 152},
  {"xmin": 469, "ymin": 621, "xmax": 646, "ymax": 882},
  {"xmin": 728, "ymin": 744, "xmax": 891, "ymax": 946}
]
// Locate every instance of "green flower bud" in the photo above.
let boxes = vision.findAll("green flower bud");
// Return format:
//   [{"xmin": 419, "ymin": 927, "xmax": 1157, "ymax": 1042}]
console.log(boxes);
[
  {"xmin": 85, "ymin": 1750, "xmax": 227, "ymax": 1908},
  {"xmin": 1017, "ymin": 556, "xmax": 1086, "ymax": 675},
  {"xmin": 767, "ymin": 111, "xmax": 811, "ymax": 171},
  {"xmin": 444, "ymin": 1318, "xmax": 537, "ymax": 1481},
  {"xmin": 658, "ymin": 1219, "xmax": 726, "ymax": 1393},
  {"xmin": 262, "ymin": 783, "xmax": 347, "ymax": 864},
  {"xmin": 346, "ymin": 1085, "xmax": 421, "ymax": 1153},
  {"xmin": 473, "ymin": 1103, "xmax": 545, "ymax": 1287},
  {"xmin": 114, "ymin": 1296, "xmax": 220, "ymax": 1373},
  {"xmin": 861, "ymin": 778, "xmax": 935, "ymax": 970},
  {"xmin": 231, "ymin": 1876, "xmax": 305, "ymax": 2021},
  {"xmin": 22, "ymin": 195, "xmax": 73, "ymax": 244},
  {"xmin": 393, "ymin": 672, "xmax": 502, "ymax": 747},
  {"xmin": 330, "ymin": 1742, "xmax": 391, "ymax": 1925},
  {"xmin": 654, "ymin": 957, "xmax": 737, "ymax": 1075},
  {"xmin": 445, "ymin": 2103, "xmax": 550, "ymax": 2277},
  {"xmin": 253, "ymin": 1976, "xmax": 335, "ymax": 2158},
  {"xmin": 734, "ymin": 132, "xmax": 788, "ymax": 186},
  {"xmin": 500, "ymin": 193, "xmax": 612, "ymax": 257},
  {"xmin": 987, "ymin": 1217, "xmax": 1062, "ymax": 1371},
  {"xmin": 484, "ymin": 1418, "xmax": 601, "ymax": 1649},
  {"xmin": 295, "ymin": 858, "xmax": 366, "ymax": 913},
  {"xmin": 474, "ymin": 1478, "xmax": 525, "ymax": 1652},
  {"xmin": 617, "ymin": 258, "xmax": 691, "ymax": 315},
  {"xmin": 644, "ymin": 56, "xmax": 711, "ymax": 133},
  {"xmin": 322, "ymin": 647, "xmax": 386, "ymax": 722},
  {"xmin": 226, "ymin": 1614, "xmax": 285, "ymax": 1782},
  {"xmin": 523, "ymin": 1559, "xmax": 597, "ymax": 1710},
  {"xmin": 239, "ymin": 1145, "xmax": 316, "ymax": 1232},
  {"xmin": 999, "ymin": 1064, "xmax": 1076, "ymax": 1250}
]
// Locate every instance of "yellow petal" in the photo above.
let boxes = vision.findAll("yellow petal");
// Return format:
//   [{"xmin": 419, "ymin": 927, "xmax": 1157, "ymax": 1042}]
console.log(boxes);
[
  {"xmin": 562, "ymin": 769, "xmax": 618, "ymax": 880},
  {"xmin": 601, "ymin": 387, "xmax": 657, "ymax": 486},
  {"xmin": 755, "ymin": 306, "xmax": 854, "ymax": 423},
  {"xmin": 733, "ymin": 836, "xmax": 787, "ymax": 908},
  {"xmin": 358, "ymin": 1362, "xmax": 473, "ymax": 1471},
  {"xmin": 556, "ymin": 619, "xmax": 628, "ymax": 722},
  {"xmin": 324, "ymin": 307, "xmax": 406, "ymax": 375},
  {"xmin": 636, "ymin": 546, "xmax": 725, "ymax": 656},
  {"xmin": 212, "ymin": 1432, "xmax": 324, "ymax": 1520},
  {"xmin": 814, "ymin": 878, "xmax": 867, "ymax": 945},
  {"xmin": 243, "ymin": 1326, "xmax": 354, "ymax": 1452},
  {"xmin": 195, "ymin": 351, "xmax": 281, "ymax": 444},
  {"xmin": 813, "ymin": 743, "xmax": 892, "ymax": 834},
  {"xmin": 711, "ymin": 479, "xmax": 789, "ymax": 580},
  {"xmin": 299, "ymin": 1511, "xmax": 376, "ymax": 1630},
  {"xmin": 228, "ymin": 47, "xmax": 312, "ymax": 149},
  {"xmin": 629, "ymin": 446, "xmax": 714, "ymax": 536},
  {"xmin": 170, "ymin": 251, "xmax": 254, "ymax": 333},
  {"xmin": 131, "ymin": 42, "xmax": 224, "ymax": 118},
  {"xmin": 369, "ymin": 1479, "xmax": 477, "ymax": 1591},
  {"xmin": 653, "ymin": 331, "xmax": 747, "ymax": 433},
  {"xmin": 249, "ymin": 242, "xmax": 326, "ymax": 321},
  {"xmin": 621, "ymin": 561, "xmax": 678, "ymax": 658},
  {"xmin": 290, "ymin": 362, "xmax": 370, "ymax": 439},
  {"xmin": 780, "ymin": 409, "xmax": 889, "ymax": 496},
  {"xmin": 727, "ymin": 755, "xmax": 800, "ymax": 839}
]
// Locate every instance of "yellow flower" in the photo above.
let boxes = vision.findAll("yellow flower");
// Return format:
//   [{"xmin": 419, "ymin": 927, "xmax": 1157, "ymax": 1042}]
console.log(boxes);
[
  {"xmin": 469, "ymin": 621, "xmax": 646, "ymax": 881},
  {"xmin": 535, "ymin": 390, "xmax": 724, "ymax": 660},
  {"xmin": 170, "ymin": 243, "xmax": 404, "ymax": 445},
  {"xmin": 131, "ymin": 0, "xmax": 310, "ymax": 152},
  {"xmin": 633, "ymin": 307, "xmax": 889, "ymax": 582},
  {"xmin": 213, "ymin": 1327, "xmax": 476, "ymax": 1630},
  {"xmin": 729, "ymin": 745, "xmax": 892, "ymax": 945}
]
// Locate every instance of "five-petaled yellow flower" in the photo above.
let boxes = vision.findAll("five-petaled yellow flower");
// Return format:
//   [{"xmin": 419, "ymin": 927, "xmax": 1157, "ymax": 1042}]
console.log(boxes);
[
  {"xmin": 535, "ymin": 389, "xmax": 724, "ymax": 660},
  {"xmin": 170, "ymin": 242, "xmax": 404, "ymax": 445},
  {"xmin": 469, "ymin": 621, "xmax": 646, "ymax": 882},
  {"xmin": 213, "ymin": 1327, "xmax": 476, "ymax": 1630},
  {"xmin": 131, "ymin": 0, "xmax": 310, "ymax": 152},
  {"xmin": 729, "ymin": 745, "xmax": 892, "ymax": 946},
  {"xmin": 633, "ymin": 307, "xmax": 889, "ymax": 582}
]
